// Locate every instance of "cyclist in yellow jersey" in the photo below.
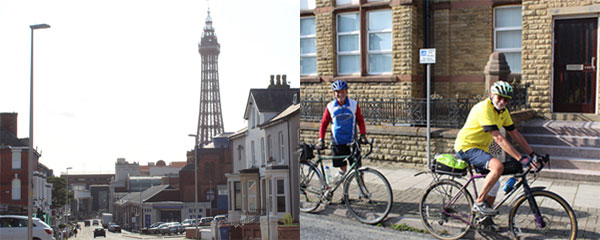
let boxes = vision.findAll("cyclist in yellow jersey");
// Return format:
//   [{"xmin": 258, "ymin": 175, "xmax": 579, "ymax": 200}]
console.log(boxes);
[{"xmin": 455, "ymin": 81, "xmax": 541, "ymax": 230}]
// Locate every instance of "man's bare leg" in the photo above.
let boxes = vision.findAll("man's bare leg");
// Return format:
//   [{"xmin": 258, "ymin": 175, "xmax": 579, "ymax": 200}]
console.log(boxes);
[{"xmin": 477, "ymin": 158, "xmax": 504, "ymax": 203}]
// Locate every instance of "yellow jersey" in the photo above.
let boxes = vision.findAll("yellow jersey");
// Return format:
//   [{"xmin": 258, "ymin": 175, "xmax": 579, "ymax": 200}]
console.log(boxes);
[{"xmin": 454, "ymin": 98, "xmax": 515, "ymax": 153}]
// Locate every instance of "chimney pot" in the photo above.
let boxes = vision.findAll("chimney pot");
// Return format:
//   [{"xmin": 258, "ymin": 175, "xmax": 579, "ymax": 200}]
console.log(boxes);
[{"xmin": 276, "ymin": 74, "xmax": 281, "ymax": 85}]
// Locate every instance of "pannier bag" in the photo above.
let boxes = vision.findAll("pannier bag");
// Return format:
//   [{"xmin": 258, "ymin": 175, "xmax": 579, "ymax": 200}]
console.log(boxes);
[
  {"xmin": 434, "ymin": 153, "xmax": 468, "ymax": 176},
  {"xmin": 299, "ymin": 143, "xmax": 314, "ymax": 162}
]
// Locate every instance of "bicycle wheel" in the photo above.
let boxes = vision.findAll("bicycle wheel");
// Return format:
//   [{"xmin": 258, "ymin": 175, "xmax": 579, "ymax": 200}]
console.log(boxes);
[
  {"xmin": 343, "ymin": 168, "xmax": 393, "ymax": 224},
  {"xmin": 508, "ymin": 190, "xmax": 578, "ymax": 240},
  {"xmin": 299, "ymin": 162, "xmax": 324, "ymax": 212},
  {"xmin": 420, "ymin": 179, "xmax": 474, "ymax": 240}
]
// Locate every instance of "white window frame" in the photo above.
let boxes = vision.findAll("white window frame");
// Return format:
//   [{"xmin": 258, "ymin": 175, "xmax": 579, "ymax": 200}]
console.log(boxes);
[
  {"xmin": 278, "ymin": 131, "xmax": 285, "ymax": 164},
  {"xmin": 251, "ymin": 141, "xmax": 256, "ymax": 167},
  {"xmin": 275, "ymin": 178, "xmax": 287, "ymax": 213},
  {"xmin": 234, "ymin": 181, "xmax": 241, "ymax": 210},
  {"xmin": 12, "ymin": 177, "xmax": 21, "ymax": 200},
  {"xmin": 247, "ymin": 180, "xmax": 257, "ymax": 213},
  {"xmin": 494, "ymin": 5, "xmax": 522, "ymax": 73},
  {"xmin": 367, "ymin": 9, "xmax": 392, "ymax": 75},
  {"xmin": 267, "ymin": 135, "xmax": 272, "ymax": 163},
  {"xmin": 337, "ymin": 12, "xmax": 361, "ymax": 75},
  {"xmin": 261, "ymin": 137, "xmax": 265, "ymax": 166},
  {"xmin": 301, "ymin": 16, "xmax": 317, "ymax": 76},
  {"xmin": 12, "ymin": 149, "xmax": 22, "ymax": 169}
]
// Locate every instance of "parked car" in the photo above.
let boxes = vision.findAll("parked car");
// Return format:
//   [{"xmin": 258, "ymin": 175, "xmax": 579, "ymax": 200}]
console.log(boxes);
[
  {"xmin": 167, "ymin": 222, "xmax": 184, "ymax": 234},
  {"xmin": 199, "ymin": 217, "xmax": 213, "ymax": 226},
  {"xmin": 92, "ymin": 219, "xmax": 99, "ymax": 226},
  {"xmin": 107, "ymin": 224, "xmax": 121, "ymax": 233},
  {"xmin": 158, "ymin": 223, "xmax": 170, "ymax": 235},
  {"xmin": 213, "ymin": 215, "xmax": 228, "ymax": 224},
  {"xmin": 148, "ymin": 222, "xmax": 164, "ymax": 234},
  {"xmin": 93, "ymin": 227, "xmax": 106, "ymax": 238},
  {"xmin": 84, "ymin": 220, "xmax": 91, "ymax": 227},
  {"xmin": 0, "ymin": 215, "xmax": 54, "ymax": 240},
  {"xmin": 181, "ymin": 218, "xmax": 196, "ymax": 228}
]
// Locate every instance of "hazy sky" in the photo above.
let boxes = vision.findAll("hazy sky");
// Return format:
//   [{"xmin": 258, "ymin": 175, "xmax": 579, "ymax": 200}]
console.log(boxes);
[{"xmin": 0, "ymin": 0, "xmax": 299, "ymax": 174}]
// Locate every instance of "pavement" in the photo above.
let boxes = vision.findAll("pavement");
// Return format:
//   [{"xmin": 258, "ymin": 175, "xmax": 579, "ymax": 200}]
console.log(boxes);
[{"xmin": 317, "ymin": 161, "xmax": 600, "ymax": 239}]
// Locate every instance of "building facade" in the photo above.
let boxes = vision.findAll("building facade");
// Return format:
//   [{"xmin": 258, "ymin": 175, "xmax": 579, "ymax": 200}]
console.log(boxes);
[
  {"xmin": 226, "ymin": 76, "xmax": 300, "ymax": 239},
  {"xmin": 300, "ymin": 0, "xmax": 600, "ymax": 115},
  {"xmin": 180, "ymin": 134, "xmax": 232, "ymax": 221},
  {"xmin": 0, "ymin": 112, "xmax": 52, "ymax": 218}
]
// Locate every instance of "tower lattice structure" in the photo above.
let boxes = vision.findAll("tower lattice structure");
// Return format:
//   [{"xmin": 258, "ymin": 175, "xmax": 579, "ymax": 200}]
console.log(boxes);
[{"xmin": 196, "ymin": 9, "xmax": 224, "ymax": 146}]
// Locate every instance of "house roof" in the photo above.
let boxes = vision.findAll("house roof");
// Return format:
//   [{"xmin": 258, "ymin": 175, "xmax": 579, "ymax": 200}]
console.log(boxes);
[
  {"xmin": 229, "ymin": 126, "xmax": 248, "ymax": 140},
  {"xmin": 115, "ymin": 184, "xmax": 170, "ymax": 205},
  {"xmin": 259, "ymin": 104, "xmax": 299, "ymax": 129},
  {"xmin": 243, "ymin": 88, "xmax": 299, "ymax": 119},
  {"xmin": 0, "ymin": 129, "xmax": 27, "ymax": 147}
]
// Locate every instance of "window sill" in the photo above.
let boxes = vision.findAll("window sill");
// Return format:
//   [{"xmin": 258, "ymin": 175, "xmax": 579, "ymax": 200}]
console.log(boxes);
[
  {"xmin": 300, "ymin": 76, "xmax": 320, "ymax": 83},
  {"xmin": 333, "ymin": 75, "xmax": 396, "ymax": 83}
]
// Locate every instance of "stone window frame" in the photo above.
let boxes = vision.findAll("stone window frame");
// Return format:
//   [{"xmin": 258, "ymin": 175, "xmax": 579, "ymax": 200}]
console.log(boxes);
[
  {"xmin": 12, "ymin": 176, "xmax": 21, "ymax": 200},
  {"xmin": 334, "ymin": 1, "xmax": 393, "ymax": 78},
  {"xmin": 11, "ymin": 149, "xmax": 21, "ymax": 169},
  {"xmin": 493, "ymin": 5, "xmax": 523, "ymax": 73}
]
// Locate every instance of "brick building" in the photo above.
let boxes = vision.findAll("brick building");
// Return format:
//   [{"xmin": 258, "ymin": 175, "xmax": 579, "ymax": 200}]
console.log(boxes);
[
  {"xmin": 180, "ymin": 134, "xmax": 233, "ymax": 220},
  {"xmin": 0, "ymin": 112, "xmax": 52, "ymax": 217}
]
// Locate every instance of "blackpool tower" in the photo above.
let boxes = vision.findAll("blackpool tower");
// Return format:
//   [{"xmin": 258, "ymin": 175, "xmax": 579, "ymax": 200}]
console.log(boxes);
[{"xmin": 196, "ymin": 9, "xmax": 224, "ymax": 146}]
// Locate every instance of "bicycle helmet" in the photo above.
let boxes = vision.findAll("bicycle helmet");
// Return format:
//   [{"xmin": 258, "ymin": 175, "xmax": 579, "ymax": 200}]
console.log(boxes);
[
  {"xmin": 490, "ymin": 81, "xmax": 513, "ymax": 99},
  {"xmin": 331, "ymin": 80, "xmax": 348, "ymax": 91}
]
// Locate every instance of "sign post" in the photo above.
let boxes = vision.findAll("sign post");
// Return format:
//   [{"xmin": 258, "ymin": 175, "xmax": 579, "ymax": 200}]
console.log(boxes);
[{"xmin": 420, "ymin": 49, "xmax": 435, "ymax": 168}]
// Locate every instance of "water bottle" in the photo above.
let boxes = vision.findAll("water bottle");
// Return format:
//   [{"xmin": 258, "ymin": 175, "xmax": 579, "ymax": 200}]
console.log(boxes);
[
  {"xmin": 503, "ymin": 177, "xmax": 517, "ymax": 193},
  {"xmin": 325, "ymin": 166, "xmax": 332, "ymax": 184},
  {"xmin": 331, "ymin": 170, "xmax": 343, "ymax": 184}
]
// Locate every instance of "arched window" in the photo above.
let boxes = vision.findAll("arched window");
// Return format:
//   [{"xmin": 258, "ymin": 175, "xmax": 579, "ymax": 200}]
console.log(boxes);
[{"xmin": 12, "ymin": 177, "xmax": 21, "ymax": 200}]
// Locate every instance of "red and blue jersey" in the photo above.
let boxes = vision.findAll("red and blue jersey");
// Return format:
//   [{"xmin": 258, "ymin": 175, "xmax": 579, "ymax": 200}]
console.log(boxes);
[{"xmin": 319, "ymin": 97, "xmax": 366, "ymax": 145}]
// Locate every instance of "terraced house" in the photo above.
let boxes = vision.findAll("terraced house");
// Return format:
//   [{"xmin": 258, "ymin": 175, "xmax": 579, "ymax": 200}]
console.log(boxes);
[{"xmin": 300, "ymin": 0, "xmax": 600, "ymax": 179}]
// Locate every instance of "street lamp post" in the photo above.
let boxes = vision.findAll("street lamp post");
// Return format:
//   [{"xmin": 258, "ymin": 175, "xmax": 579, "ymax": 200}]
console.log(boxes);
[
  {"xmin": 188, "ymin": 134, "xmax": 199, "ymax": 240},
  {"xmin": 28, "ymin": 23, "xmax": 50, "ymax": 240},
  {"xmin": 66, "ymin": 167, "xmax": 72, "ymax": 219}
]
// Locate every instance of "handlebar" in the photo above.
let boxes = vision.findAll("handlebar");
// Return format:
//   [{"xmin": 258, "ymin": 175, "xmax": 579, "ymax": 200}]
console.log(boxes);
[{"xmin": 515, "ymin": 154, "xmax": 550, "ymax": 178}]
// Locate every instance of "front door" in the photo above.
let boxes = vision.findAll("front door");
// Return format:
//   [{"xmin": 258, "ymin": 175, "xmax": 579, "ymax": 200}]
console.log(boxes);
[{"xmin": 553, "ymin": 18, "xmax": 597, "ymax": 113}]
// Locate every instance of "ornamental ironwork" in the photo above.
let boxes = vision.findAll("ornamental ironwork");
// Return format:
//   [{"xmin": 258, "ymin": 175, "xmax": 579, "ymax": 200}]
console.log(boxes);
[{"xmin": 301, "ymin": 84, "xmax": 530, "ymax": 128}]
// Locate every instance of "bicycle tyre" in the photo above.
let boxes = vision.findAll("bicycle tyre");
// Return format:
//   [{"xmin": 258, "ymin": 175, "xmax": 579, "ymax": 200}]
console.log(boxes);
[
  {"xmin": 508, "ymin": 190, "xmax": 578, "ymax": 240},
  {"xmin": 420, "ymin": 179, "xmax": 474, "ymax": 240},
  {"xmin": 299, "ymin": 162, "xmax": 324, "ymax": 212},
  {"xmin": 343, "ymin": 168, "xmax": 393, "ymax": 224}
]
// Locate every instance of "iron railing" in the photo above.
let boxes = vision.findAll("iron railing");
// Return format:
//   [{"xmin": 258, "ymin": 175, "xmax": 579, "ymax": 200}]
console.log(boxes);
[{"xmin": 301, "ymin": 84, "xmax": 530, "ymax": 128}]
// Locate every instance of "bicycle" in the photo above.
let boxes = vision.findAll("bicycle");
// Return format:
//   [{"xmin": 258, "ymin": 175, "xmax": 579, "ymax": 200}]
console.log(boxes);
[
  {"xmin": 298, "ymin": 139, "xmax": 393, "ymax": 224},
  {"xmin": 418, "ymin": 154, "xmax": 578, "ymax": 240}
]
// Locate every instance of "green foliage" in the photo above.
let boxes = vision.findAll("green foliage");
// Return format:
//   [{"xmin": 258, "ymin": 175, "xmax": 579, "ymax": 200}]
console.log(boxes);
[
  {"xmin": 391, "ymin": 223, "xmax": 428, "ymax": 233},
  {"xmin": 47, "ymin": 176, "xmax": 73, "ymax": 209},
  {"xmin": 281, "ymin": 213, "xmax": 294, "ymax": 226}
]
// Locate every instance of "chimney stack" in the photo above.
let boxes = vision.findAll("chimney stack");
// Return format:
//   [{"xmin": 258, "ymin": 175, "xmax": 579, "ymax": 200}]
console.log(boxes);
[{"xmin": 0, "ymin": 112, "xmax": 18, "ymax": 136}]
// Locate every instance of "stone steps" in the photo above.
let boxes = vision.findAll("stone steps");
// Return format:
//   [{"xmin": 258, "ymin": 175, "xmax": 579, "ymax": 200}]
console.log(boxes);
[
  {"xmin": 529, "ymin": 144, "xmax": 600, "ymax": 159},
  {"xmin": 519, "ymin": 119, "xmax": 600, "ymax": 181},
  {"xmin": 522, "ymin": 133, "xmax": 600, "ymax": 147}
]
